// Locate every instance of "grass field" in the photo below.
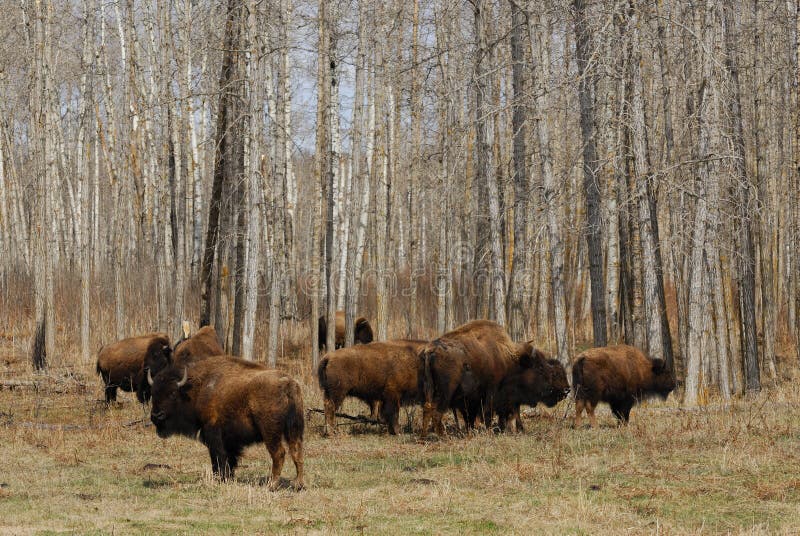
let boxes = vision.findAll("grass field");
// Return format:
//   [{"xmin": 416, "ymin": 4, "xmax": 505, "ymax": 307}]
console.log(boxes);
[{"xmin": 2, "ymin": 349, "xmax": 800, "ymax": 535}]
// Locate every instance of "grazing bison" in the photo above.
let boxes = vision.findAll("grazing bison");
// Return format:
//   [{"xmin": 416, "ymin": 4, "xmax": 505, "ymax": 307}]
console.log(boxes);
[
  {"xmin": 318, "ymin": 339, "xmax": 427, "ymax": 435},
  {"xmin": 148, "ymin": 356, "xmax": 305, "ymax": 490},
  {"xmin": 572, "ymin": 344, "xmax": 676, "ymax": 428},
  {"xmin": 145, "ymin": 325, "xmax": 224, "ymax": 378},
  {"xmin": 495, "ymin": 348, "xmax": 570, "ymax": 432},
  {"xmin": 318, "ymin": 311, "xmax": 374, "ymax": 350},
  {"xmin": 418, "ymin": 320, "xmax": 532, "ymax": 436},
  {"xmin": 96, "ymin": 332, "xmax": 170, "ymax": 403}
]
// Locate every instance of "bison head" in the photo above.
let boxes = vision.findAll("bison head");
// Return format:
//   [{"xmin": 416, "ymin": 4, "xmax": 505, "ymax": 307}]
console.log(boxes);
[
  {"xmin": 519, "ymin": 348, "xmax": 570, "ymax": 407},
  {"xmin": 148, "ymin": 366, "xmax": 196, "ymax": 439},
  {"xmin": 650, "ymin": 358, "xmax": 676, "ymax": 399},
  {"xmin": 144, "ymin": 337, "xmax": 173, "ymax": 379},
  {"xmin": 354, "ymin": 318, "xmax": 374, "ymax": 345}
]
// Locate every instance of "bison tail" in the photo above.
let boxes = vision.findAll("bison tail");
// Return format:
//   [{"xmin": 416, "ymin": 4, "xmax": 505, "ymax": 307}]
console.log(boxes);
[
  {"xmin": 95, "ymin": 359, "xmax": 102, "ymax": 376},
  {"xmin": 571, "ymin": 357, "xmax": 585, "ymax": 398},
  {"xmin": 422, "ymin": 353, "xmax": 436, "ymax": 405},
  {"xmin": 283, "ymin": 380, "xmax": 305, "ymax": 443},
  {"xmin": 317, "ymin": 356, "xmax": 330, "ymax": 396}
]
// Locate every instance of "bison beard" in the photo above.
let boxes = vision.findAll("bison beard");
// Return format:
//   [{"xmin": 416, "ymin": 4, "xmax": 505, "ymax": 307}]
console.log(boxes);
[
  {"xmin": 317, "ymin": 340, "xmax": 427, "ymax": 435},
  {"xmin": 318, "ymin": 311, "xmax": 374, "ymax": 350},
  {"xmin": 572, "ymin": 344, "xmax": 676, "ymax": 428},
  {"xmin": 494, "ymin": 351, "xmax": 570, "ymax": 432},
  {"xmin": 149, "ymin": 356, "xmax": 305, "ymax": 490},
  {"xmin": 418, "ymin": 320, "xmax": 535, "ymax": 436},
  {"xmin": 96, "ymin": 333, "xmax": 171, "ymax": 404}
]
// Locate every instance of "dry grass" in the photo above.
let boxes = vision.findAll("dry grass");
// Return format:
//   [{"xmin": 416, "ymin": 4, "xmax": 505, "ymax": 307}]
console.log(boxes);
[
  {"xmin": 2, "ymin": 275, "xmax": 799, "ymax": 534},
  {"xmin": 1, "ymin": 349, "xmax": 800, "ymax": 535}
]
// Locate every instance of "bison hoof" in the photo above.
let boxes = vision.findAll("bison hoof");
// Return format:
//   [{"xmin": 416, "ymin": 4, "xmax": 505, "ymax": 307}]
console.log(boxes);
[{"xmin": 291, "ymin": 479, "xmax": 305, "ymax": 492}]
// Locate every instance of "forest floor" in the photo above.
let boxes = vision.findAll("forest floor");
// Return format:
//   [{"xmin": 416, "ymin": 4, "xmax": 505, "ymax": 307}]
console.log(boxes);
[{"xmin": 1, "ymin": 346, "xmax": 800, "ymax": 535}]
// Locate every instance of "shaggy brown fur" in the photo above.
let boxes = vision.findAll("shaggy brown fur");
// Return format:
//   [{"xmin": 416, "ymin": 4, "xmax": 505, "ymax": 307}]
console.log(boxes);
[
  {"xmin": 495, "ymin": 348, "xmax": 570, "ymax": 432},
  {"xmin": 572, "ymin": 344, "xmax": 676, "ymax": 428},
  {"xmin": 96, "ymin": 333, "xmax": 170, "ymax": 404},
  {"xmin": 318, "ymin": 339, "xmax": 427, "ymax": 435},
  {"xmin": 145, "ymin": 326, "xmax": 224, "ymax": 378},
  {"xmin": 419, "ymin": 320, "xmax": 531, "ymax": 436},
  {"xmin": 149, "ymin": 356, "xmax": 304, "ymax": 490},
  {"xmin": 318, "ymin": 311, "xmax": 374, "ymax": 350}
]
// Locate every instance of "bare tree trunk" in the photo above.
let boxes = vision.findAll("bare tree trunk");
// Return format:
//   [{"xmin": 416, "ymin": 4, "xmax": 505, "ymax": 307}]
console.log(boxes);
[
  {"xmin": 684, "ymin": 0, "xmax": 717, "ymax": 405},
  {"xmin": 312, "ymin": 0, "xmax": 329, "ymax": 366},
  {"xmin": 77, "ymin": 0, "xmax": 95, "ymax": 364},
  {"xmin": 574, "ymin": 0, "xmax": 606, "ymax": 347},
  {"xmin": 344, "ymin": 0, "xmax": 368, "ymax": 347},
  {"xmin": 474, "ymin": 0, "xmax": 506, "ymax": 326},
  {"xmin": 753, "ymin": 0, "xmax": 778, "ymax": 381},
  {"xmin": 723, "ymin": 0, "xmax": 760, "ymax": 393},
  {"xmin": 200, "ymin": 0, "xmax": 239, "ymax": 329},
  {"xmin": 507, "ymin": 0, "xmax": 529, "ymax": 340},
  {"xmin": 241, "ymin": 0, "xmax": 263, "ymax": 362}
]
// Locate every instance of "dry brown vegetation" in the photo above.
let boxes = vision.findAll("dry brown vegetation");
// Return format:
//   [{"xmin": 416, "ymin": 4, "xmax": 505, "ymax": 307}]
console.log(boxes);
[{"xmin": 2, "ymin": 332, "xmax": 800, "ymax": 535}]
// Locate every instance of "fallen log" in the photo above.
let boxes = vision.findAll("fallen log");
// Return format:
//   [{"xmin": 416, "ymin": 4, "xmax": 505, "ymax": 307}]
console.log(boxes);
[{"xmin": 306, "ymin": 408, "xmax": 382, "ymax": 427}]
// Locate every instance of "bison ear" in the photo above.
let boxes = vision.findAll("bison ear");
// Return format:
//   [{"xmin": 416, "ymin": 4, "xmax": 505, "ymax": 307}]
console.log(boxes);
[{"xmin": 651, "ymin": 358, "xmax": 667, "ymax": 374}]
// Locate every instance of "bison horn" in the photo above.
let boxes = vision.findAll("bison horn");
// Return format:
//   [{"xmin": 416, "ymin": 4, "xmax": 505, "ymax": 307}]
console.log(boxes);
[
  {"xmin": 176, "ymin": 367, "xmax": 188, "ymax": 388},
  {"xmin": 147, "ymin": 368, "xmax": 154, "ymax": 386}
]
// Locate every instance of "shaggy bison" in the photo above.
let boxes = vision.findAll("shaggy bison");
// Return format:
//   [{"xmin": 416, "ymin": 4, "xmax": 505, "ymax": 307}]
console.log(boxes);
[
  {"xmin": 418, "ymin": 320, "xmax": 533, "ymax": 436},
  {"xmin": 145, "ymin": 325, "xmax": 224, "ymax": 378},
  {"xmin": 96, "ymin": 332, "xmax": 171, "ymax": 403},
  {"xmin": 318, "ymin": 311, "xmax": 374, "ymax": 350},
  {"xmin": 148, "ymin": 356, "xmax": 305, "ymax": 490},
  {"xmin": 495, "ymin": 349, "xmax": 570, "ymax": 432},
  {"xmin": 572, "ymin": 344, "xmax": 676, "ymax": 428},
  {"xmin": 318, "ymin": 339, "xmax": 427, "ymax": 435}
]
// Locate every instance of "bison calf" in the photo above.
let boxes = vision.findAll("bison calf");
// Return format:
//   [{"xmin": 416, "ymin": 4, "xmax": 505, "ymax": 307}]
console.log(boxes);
[
  {"xmin": 318, "ymin": 311, "xmax": 374, "ymax": 350},
  {"xmin": 572, "ymin": 344, "xmax": 675, "ymax": 428},
  {"xmin": 149, "ymin": 356, "xmax": 304, "ymax": 490},
  {"xmin": 495, "ymin": 348, "xmax": 570, "ymax": 432},
  {"xmin": 318, "ymin": 340, "xmax": 426, "ymax": 435},
  {"xmin": 96, "ymin": 332, "xmax": 171, "ymax": 403}
]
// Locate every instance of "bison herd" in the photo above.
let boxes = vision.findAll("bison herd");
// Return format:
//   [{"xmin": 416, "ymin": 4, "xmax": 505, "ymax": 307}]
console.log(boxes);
[{"xmin": 95, "ymin": 315, "xmax": 675, "ymax": 490}]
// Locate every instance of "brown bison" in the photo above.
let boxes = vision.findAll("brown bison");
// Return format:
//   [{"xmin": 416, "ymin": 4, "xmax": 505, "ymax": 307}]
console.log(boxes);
[
  {"xmin": 572, "ymin": 344, "xmax": 676, "ymax": 428},
  {"xmin": 145, "ymin": 325, "xmax": 224, "ymax": 378},
  {"xmin": 96, "ymin": 332, "xmax": 171, "ymax": 403},
  {"xmin": 148, "ymin": 356, "xmax": 305, "ymax": 490},
  {"xmin": 317, "ymin": 339, "xmax": 427, "ymax": 435},
  {"xmin": 318, "ymin": 311, "xmax": 374, "ymax": 350},
  {"xmin": 418, "ymin": 320, "xmax": 533, "ymax": 436},
  {"xmin": 495, "ymin": 349, "xmax": 570, "ymax": 432}
]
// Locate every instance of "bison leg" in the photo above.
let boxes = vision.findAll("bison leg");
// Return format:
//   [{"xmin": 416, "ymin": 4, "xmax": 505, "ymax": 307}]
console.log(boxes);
[
  {"xmin": 586, "ymin": 401, "xmax": 598, "ymax": 429},
  {"xmin": 208, "ymin": 448, "xmax": 235, "ymax": 480},
  {"xmin": 369, "ymin": 400, "xmax": 382, "ymax": 421},
  {"xmin": 104, "ymin": 384, "xmax": 118, "ymax": 404},
  {"xmin": 380, "ymin": 399, "xmax": 400, "ymax": 435},
  {"xmin": 514, "ymin": 410, "xmax": 525, "ymax": 433},
  {"xmin": 421, "ymin": 403, "xmax": 444, "ymax": 437},
  {"xmin": 204, "ymin": 430, "xmax": 236, "ymax": 479},
  {"xmin": 574, "ymin": 399, "xmax": 585, "ymax": 428},
  {"xmin": 265, "ymin": 437, "xmax": 286, "ymax": 491},
  {"xmin": 287, "ymin": 438, "xmax": 305, "ymax": 491},
  {"xmin": 135, "ymin": 377, "xmax": 150, "ymax": 404},
  {"xmin": 610, "ymin": 398, "xmax": 634, "ymax": 424},
  {"xmin": 323, "ymin": 397, "xmax": 340, "ymax": 437}
]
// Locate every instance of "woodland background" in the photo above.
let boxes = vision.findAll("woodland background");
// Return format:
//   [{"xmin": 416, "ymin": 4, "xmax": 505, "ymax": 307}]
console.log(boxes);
[{"xmin": 0, "ymin": 0, "xmax": 798, "ymax": 406}]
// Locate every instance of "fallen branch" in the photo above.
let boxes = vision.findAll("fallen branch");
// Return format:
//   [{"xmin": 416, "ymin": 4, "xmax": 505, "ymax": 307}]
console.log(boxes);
[
  {"xmin": 307, "ymin": 408, "xmax": 382, "ymax": 426},
  {"xmin": 15, "ymin": 422, "xmax": 88, "ymax": 431},
  {"xmin": 0, "ymin": 379, "xmax": 88, "ymax": 393},
  {"xmin": 123, "ymin": 418, "xmax": 153, "ymax": 428}
]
